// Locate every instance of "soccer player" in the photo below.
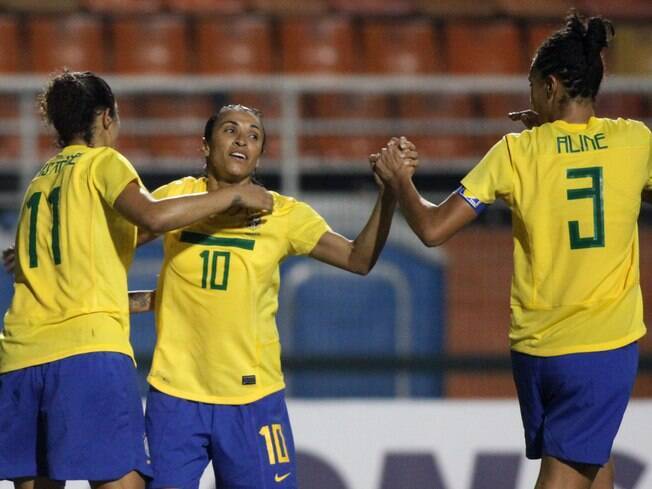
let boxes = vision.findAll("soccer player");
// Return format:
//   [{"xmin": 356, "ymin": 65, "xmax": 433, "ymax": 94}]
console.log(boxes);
[
  {"xmin": 0, "ymin": 72, "xmax": 273, "ymax": 489},
  {"xmin": 131, "ymin": 105, "xmax": 412, "ymax": 489},
  {"xmin": 373, "ymin": 13, "xmax": 651, "ymax": 489}
]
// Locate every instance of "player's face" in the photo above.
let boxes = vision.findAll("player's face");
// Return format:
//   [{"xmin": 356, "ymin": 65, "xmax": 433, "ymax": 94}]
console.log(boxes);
[{"xmin": 204, "ymin": 110, "xmax": 264, "ymax": 184}]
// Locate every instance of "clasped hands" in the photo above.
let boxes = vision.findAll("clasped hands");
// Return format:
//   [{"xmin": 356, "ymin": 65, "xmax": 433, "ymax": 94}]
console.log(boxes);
[{"xmin": 369, "ymin": 137, "xmax": 419, "ymax": 191}]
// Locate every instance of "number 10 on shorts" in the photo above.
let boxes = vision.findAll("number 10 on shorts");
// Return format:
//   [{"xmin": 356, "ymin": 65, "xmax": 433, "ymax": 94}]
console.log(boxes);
[{"xmin": 259, "ymin": 424, "xmax": 290, "ymax": 464}]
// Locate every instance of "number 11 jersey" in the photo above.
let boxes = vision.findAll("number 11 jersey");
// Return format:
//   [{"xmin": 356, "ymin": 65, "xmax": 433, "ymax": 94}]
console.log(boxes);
[
  {"xmin": 461, "ymin": 117, "xmax": 652, "ymax": 356},
  {"xmin": 0, "ymin": 145, "xmax": 141, "ymax": 373}
]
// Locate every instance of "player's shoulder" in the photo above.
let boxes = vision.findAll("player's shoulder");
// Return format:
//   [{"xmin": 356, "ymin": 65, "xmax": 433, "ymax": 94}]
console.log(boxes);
[
  {"xmin": 271, "ymin": 192, "xmax": 319, "ymax": 217},
  {"xmin": 600, "ymin": 117, "xmax": 650, "ymax": 137},
  {"xmin": 153, "ymin": 175, "xmax": 205, "ymax": 198}
]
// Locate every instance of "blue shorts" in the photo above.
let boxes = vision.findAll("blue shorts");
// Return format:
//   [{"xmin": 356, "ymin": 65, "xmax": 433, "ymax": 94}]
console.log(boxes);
[
  {"xmin": 145, "ymin": 388, "xmax": 296, "ymax": 489},
  {"xmin": 0, "ymin": 352, "xmax": 152, "ymax": 481},
  {"xmin": 511, "ymin": 342, "xmax": 638, "ymax": 466}
]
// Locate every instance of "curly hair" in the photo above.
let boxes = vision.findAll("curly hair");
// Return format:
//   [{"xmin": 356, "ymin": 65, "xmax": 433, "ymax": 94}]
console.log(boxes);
[
  {"xmin": 38, "ymin": 70, "xmax": 116, "ymax": 148},
  {"xmin": 531, "ymin": 11, "xmax": 614, "ymax": 100}
]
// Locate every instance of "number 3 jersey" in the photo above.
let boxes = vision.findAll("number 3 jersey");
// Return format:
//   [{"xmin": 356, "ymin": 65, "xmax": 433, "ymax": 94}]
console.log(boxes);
[
  {"xmin": 148, "ymin": 177, "xmax": 330, "ymax": 405},
  {"xmin": 461, "ymin": 117, "xmax": 652, "ymax": 356},
  {"xmin": 0, "ymin": 145, "xmax": 141, "ymax": 373}
]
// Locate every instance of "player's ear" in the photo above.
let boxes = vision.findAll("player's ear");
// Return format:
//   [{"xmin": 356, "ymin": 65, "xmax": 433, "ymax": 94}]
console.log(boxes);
[
  {"xmin": 101, "ymin": 107, "xmax": 114, "ymax": 130},
  {"xmin": 545, "ymin": 75, "xmax": 558, "ymax": 100},
  {"xmin": 201, "ymin": 137, "xmax": 210, "ymax": 157}
]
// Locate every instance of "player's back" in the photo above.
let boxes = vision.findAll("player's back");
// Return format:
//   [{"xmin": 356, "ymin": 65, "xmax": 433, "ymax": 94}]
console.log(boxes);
[
  {"xmin": 0, "ymin": 145, "xmax": 139, "ymax": 373},
  {"xmin": 506, "ymin": 117, "xmax": 649, "ymax": 354}
]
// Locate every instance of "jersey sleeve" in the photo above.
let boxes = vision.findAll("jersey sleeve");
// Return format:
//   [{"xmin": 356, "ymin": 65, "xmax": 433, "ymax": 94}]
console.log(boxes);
[
  {"xmin": 461, "ymin": 137, "xmax": 514, "ymax": 204},
  {"xmin": 647, "ymin": 128, "xmax": 652, "ymax": 190},
  {"xmin": 151, "ymin": 183, "xmax": 171, "ymax": 200},
  {"xmin": 287, "ymin": 201, "xmax": 331, "ymax": 256},
  {"xmin": 91, "ymin": 148, "xmax": 143, "ymax": 207}
]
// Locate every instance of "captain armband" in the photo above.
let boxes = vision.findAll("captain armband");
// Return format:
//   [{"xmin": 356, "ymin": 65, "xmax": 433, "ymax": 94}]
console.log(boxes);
[{"xmin": 455, "ymin": 186, "xmax": 488, "ymax": 215}]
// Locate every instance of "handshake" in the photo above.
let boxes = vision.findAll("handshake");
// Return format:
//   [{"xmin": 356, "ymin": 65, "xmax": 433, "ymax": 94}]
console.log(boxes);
[{"xmin": 368, "ymin": 137, "xmax": 419, "ymax": 190}]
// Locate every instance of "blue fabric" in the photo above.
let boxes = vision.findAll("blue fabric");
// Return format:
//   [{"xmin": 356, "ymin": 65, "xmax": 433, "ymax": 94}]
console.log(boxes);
[
  {"xmin": 0, "ymin": 352, "xmax": 152, "ymax": 480},
  {"xmin": 455, "ymin": 185, "xmax": 488, "ymax": 214},
  {"xmin": 146, "ymin": 388, "xmax": 296, "ymax": 489},
  {"xmin": 511, "ymin": 342, "xmax": 639, "ymax": 465}
]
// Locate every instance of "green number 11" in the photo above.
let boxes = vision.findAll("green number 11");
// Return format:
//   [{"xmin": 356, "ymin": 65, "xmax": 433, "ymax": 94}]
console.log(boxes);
[{"xmin": 26, "ymin": 186, "xmax": 62, "ymax": 268}]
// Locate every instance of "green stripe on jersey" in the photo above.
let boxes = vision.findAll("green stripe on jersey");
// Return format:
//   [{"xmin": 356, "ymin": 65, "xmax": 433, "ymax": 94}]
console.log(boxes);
[{"xmin": 180, "ymin": 231, "xmax": 255, "ymax": 250}]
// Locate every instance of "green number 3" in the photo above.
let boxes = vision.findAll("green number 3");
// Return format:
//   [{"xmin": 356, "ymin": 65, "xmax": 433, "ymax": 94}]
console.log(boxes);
[
  {"xmin": 566, "ymin": 167, "xmax": 605, "ymax": 250},
  {"xmin": 26, "ymin": 186, "xmax": 62, "ymax": 268}
]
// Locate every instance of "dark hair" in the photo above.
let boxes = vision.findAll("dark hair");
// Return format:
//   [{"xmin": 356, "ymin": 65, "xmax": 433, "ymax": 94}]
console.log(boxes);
[
  {"xmin": 39, "ymin": 70, "xmax": 116, "ymax": 148},
  {"xmin": 531, "ymin": 12, "xmax": 614, "ymax": 100},
  {"xmin": 203, "ymin": 104, "xmax": 266, "ymax": 154}
]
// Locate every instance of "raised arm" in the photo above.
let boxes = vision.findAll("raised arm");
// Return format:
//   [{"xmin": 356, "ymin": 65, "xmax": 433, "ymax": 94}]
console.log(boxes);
[
  {"xmin": 374, "ymin": 143, "xmax": 478, "ymax": 247},
  {"xmin": 114, "ymin": 181, "xmax": 273, "ymax": 235}
]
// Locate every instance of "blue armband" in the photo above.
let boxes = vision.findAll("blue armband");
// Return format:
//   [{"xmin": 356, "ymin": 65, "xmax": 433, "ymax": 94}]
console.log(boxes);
[{"xmin": 455, "ymin": 186, "xmax": 488, "ymax": 215}]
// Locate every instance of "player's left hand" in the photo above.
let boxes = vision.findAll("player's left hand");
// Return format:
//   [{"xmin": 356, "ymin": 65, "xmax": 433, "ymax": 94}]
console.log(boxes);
[
  {"xmin": 2, "ymin": 245, "xmax": 15, "ymax": 274},
  {"xmin": 508, "ymin": 110, "xmax": 541, "ymax": 129},
  {"xmin": 373, "ymin": 138, "xmax": 419, "ymax": 187}
]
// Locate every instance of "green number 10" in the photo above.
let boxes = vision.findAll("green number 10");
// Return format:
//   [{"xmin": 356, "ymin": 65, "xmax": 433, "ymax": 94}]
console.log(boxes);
[
  {"xmin": 26, "ymin": 186, "xmax": 62, "ymax": 268},
  {"xmin": 566, "ymin": 167, "xmax": 605, "ymax": 249}
]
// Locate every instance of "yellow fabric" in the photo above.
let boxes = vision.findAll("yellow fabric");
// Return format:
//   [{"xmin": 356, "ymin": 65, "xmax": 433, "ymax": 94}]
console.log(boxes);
[
  {"xmin": 148, "ymin": 177, "xmax": 331, "ymax": 404},
  {"xmin": 0, "ymin": 145, "xmax": 142, "ymax": 373},
  {"xmin": 462, "ymin": 117, "xmax": 649, "ymax": 356}
]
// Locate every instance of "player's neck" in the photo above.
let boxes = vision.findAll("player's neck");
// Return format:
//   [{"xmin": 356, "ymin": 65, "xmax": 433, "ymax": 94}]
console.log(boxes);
[
  {"xmin": 206, "ymin": 173, "xmax": 252, "ymax": 192},
  {"xmin": 557, "ymin": 100, "xmax": 595, "ymax": 125}
]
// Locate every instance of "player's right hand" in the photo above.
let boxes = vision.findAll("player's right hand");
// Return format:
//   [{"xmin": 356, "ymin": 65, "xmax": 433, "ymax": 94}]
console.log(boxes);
[
  {"xmin": 233, "ymin": 184, "xmax": 274, "ymax": 213},
  {"xmin": 2, "ymin": 245, "xmax": 15, "ymax": 274}
]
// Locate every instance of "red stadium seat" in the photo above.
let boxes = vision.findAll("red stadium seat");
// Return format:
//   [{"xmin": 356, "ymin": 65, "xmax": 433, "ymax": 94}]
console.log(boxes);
[
  {"xmin": 82, "ymin": 0, "xmax": 161, "ymax": 13},
  {"xmin": 0, "ymin": 0, "xmax": 79, "ymax": 12},
  {"xmin": 196, "ymin": 17, "xmax": 273, "ymax": 74},
  {"xmin": 308, "ymin": 93, "xmax": 390, "ymax": 118},
  {"xmin": 227, "ymin": 93, "xmax": 281, "ymax": 118},
  {"xmin": 145, "ymin": 95, "xmax": 214, "ymax": 158},
  {"xmin": 608, "ymin": 25, "xmax": 652, "ymax": 74},
  {"xmin": 446, "ymin": 21, "xmax": 526, "ymax": 74},
  {"xmin": 308, "ymin": 136, "xmax": 389, "ymax": 163},
  {"xmin": 496, "ymin": 0, "xmax": 576, "ymax": 18},
  {"xmin": 328, "ymin": 0, "xmax": 416, "ymax": 15},
  {"xmin": 526, "ymin": 23, "xmax": 559, "ymax": 60},
  {"xmin": 410, "ymin": 135, "xmax": 484, "ymax": 162},
  {"xmin": 362, "ymin": 20, "xmax": 442, "ymax": 74},
  {"xmin": 28, "ymin": 15, "xmax": 105, "ymax": 73},
  {"xmin": 397, "ymin": 93, "xmax": 476, "ymax": 119},
  {"xmin": 112, "ymin": 16, "xmax": 188, "ymax": 73},
  {"xmin": 596, "ymin": 94, "xmax": 648, "ymax": 120},
  {"xmin": 249, "ymin": 0, "xmax": 327, "ymax": 14},
  {"xmin": 0, "ymin": 17, "xmax": 19, "ymax": 72},
  {"xmin": 280, "ymin": 17, "xmax": 356, "ymax": 74},
  {"xmin": 479, "ymin": 93, "xmax": 530, "ymax": 118},
  {"xmin": 416, "ymin": 0, "xmax": 497, "ymax": 17},
  {"xmin": 164, "ymin": 0, "xmax": 246, "ymax": 13},
  {"xmin": 579, "ymin": 0, "xmax": 652, "ymax": 20}
]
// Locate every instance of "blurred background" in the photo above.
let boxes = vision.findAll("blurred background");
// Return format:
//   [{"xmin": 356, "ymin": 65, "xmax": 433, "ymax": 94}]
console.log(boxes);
[{"xmin": 0, "ymin": 0, "xmax": 651, "ymax": 487}]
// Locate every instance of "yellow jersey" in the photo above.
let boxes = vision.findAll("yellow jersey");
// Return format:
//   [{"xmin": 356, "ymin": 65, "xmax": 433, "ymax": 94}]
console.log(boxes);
[
  {"xmin": 148, "ymin": 177, "xmax": 330, "ymax": 404},
  {"xmin": 0, "ymin": 145, "xmax": 141, "ymax": 373},
  {"xmin": 462, "ymin": 117, "xmax": 651, "ymax": 356}
]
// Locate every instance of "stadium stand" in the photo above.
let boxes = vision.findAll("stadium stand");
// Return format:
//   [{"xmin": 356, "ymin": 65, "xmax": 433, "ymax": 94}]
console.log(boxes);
[
  {"xmin": 164, "ymin": 0, "xmax": 247, "ymax": 14},
  {"xmin": 112, "ymin": 15, "xmax": 188, "ymax": 73},
  {"xmin": 82, "ymin": 0, "xmax": 162, "ymax": 13},
  {"xmin": 328, "ymin": 0, "xmax": 417, "ymax": 15},
  {"xmin": 0, "ymin": 16, "xmax": 18, "ymax": 72},
  {"xmin": 196, "ymin": 16, "xmax": 273, "ymax": 74},
  {"xmin": 250, "ymin": 0, "xmax": 328, "ymax": 14},
  {"xmin": 27, "ymin": 15, "xmax": 105, "ymax": 73}
]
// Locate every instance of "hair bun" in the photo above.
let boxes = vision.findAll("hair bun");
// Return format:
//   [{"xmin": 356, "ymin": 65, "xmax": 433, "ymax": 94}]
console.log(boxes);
[{"xmin": 584, "ymin": 17, "xmax": 614, "ymax": 58}]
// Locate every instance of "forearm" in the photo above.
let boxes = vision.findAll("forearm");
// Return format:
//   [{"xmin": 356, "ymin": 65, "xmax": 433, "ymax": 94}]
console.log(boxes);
[
  {"xmin": 142, "ymin": 189, "xmax": 237, "ymax": 234},
  {"xmin": 129, "ymin": 290, "xmax": 155, "ymax": 313},
  {"xmin": 348, "ymin": 189, "xmax": 397, "ymax": 274},
  {"xmin": 393, "ymin": 174, "xmax": 442, "ymax": 246}
]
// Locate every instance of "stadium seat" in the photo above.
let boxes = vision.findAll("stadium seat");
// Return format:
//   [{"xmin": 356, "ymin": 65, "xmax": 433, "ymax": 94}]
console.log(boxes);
[
  {"xmin": 328, "ymin": 0, "xmax": 416, "ymax": 15},
  {"xmin": 249, "ymin": 0, "xmax": 327, "ymax": 15},
  {"xmin": 596, "ymin": 94, "xmax": 648, "ymax": 120},
  {"xmin": 0, "ymin": 17, "xmax": 19, "ymax": 72},
  {"xmin": 416, "ymin": 0, "xmax": 497, "ymax": 17},
  {"xmin": 579, "ymin": 0, "xmax": 652, "ymax": 19},
  {"xmin": 496, "ymin": 0, "xmax": 576, "ymax": 18},
  {"xmin": 196, "ymin": 17, "xmax": 273, "ymax": 74},
  {"xmin": 82, "ymin": 0, "xmax": 161, "ymax": 13},
  {"xmin": 361, "ymin": 20, "xmax": 442, "ymax": 74},
  {"xmin": 280, "ymin": 17, "xmax": 356, "ymax": 74},
  {"xmin": 28, "ymin": 15, "xmax": 105, "ymax": 73},
  {"xmin": 479, "ymin": 93, "xmax": 530, "ymax": 118},
  {"xmin": 526, "ymin": 22, "xmax": 559, "ymax": 59},
  {"xmin": 145, "ymin": 95, "xmax": 213, "ymax": 158},
  {"xmin": 409, "ymin": 135, "xmax": 484, "ymax": 164},
  {"xmin": 164, "ymin": 0, "xmax": 246, "ymax": 13},
  {"xmin": 445, "ymin": 21, "xmax": 525, "ymax": 74},
  {"xmin": 112, "ymin": 16, "xmax": 188, "ymax": 73},
  {"xmin": 608, "ymin": 25, "xmax": 652, "ymax": 74},
  {"xmin": 397, "ymin": 93, "xmax": 476, "ymax": 119},
  {"xmin": 0, "ymin": 0, "xmax": 79, "ymax": 12},
  {"xmin": 307, "ymin": 93, "xmax": 390, "ymax": 118},
  {"xmin": 227, "ymin": 92, "xmax": 281, "ymax": 118}
]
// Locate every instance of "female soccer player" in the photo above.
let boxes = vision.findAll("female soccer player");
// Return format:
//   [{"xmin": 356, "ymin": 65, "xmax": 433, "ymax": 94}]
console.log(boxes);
[
  {"xmin": 0, "ymin": 72, "xmax": 272, "ymax": 489},
  {"xmin": 373, "ymin": 13, "xmax": 651, "ymax": 489},
  {"xmin": 132, "ymin": 104, "xmax": 412, "ymax": 489}
]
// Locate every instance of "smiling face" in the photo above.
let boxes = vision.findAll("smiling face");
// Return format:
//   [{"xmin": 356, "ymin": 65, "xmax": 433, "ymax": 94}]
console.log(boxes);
[{"xmin": 203, "ymin": 109, "xmax": 264, "ymax": 185}]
